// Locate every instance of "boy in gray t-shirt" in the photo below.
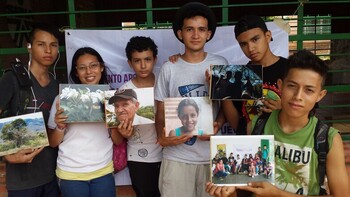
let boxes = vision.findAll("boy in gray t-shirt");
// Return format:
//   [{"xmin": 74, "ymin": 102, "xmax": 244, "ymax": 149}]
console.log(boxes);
[{"xmin": 154, "ymin": 2, "xmax": 227, "ymax": 196}]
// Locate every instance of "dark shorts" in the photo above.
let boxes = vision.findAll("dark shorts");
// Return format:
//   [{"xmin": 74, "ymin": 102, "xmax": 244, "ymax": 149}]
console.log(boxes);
[
  {"xmin": 8, "ymin": 179, "xmax": 60, "ymax": 197},
  {"xmin": 128, "ymin": 161, "xmax": 161, "ymax": 197}
]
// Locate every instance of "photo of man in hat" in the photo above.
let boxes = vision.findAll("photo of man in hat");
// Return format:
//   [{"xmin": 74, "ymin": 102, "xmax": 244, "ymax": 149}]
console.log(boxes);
[
  {"xmin": 154, "ymin": 2, "xmax": 228, "ymax": 197},
  {"xmin": 109, "ymin": 89, "xmax": 153, "ymax": 126}
]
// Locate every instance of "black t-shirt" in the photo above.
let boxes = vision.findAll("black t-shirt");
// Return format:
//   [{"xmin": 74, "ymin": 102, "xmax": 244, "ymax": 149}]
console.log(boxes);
[
  {"xmin": 234, "ymin": 57, "xmax": 288, "ymax": 134},
  {"xmin": 0, "ymin": 70, "xmax": 59, "ymax": 190}
]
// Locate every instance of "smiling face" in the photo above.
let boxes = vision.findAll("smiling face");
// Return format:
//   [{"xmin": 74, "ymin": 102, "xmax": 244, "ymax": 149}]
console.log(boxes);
[
  {"xmin": 75, "ymin": 54, "xmax": 104, "ymax": 84},
  {"xmin": 128, "ymin": 49, "xmax": 156, "ymax": 79},
  {"xmin": 29, "ymin": 30, "xmax": 59, "ymax": 68},
  {"xmin": 236, "ymin": 27, "xmax": 271, "ymax": 64},
  {"xmin": 179, "ymin": 105, "xmax": 199, "ymax": 132},
  {"xmin": 177, "ymin": 16, "xmax": 212, "ymax": 53},
  {"xmin": 114, "ymin": 98, "xmax": 139, "ymax": 122},
  {"xmin": 278, "ymin": 68, "xmax": 327, "ymax": 120}
]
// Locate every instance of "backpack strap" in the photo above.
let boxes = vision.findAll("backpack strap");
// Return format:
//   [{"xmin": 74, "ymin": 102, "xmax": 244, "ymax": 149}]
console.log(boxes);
[
  {"xmin": 251, "ymin": 112, "xmax": 271, "ymax": 135},
  {"xmin": 314, "ymin": 120, "xmax": 329, "ymax": 195}
]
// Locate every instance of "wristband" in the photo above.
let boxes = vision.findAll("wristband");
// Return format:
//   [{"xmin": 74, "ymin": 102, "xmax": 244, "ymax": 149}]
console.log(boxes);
[{"xmin": 55, "ymin": 126, "xmax": 66, "ymax": 132}]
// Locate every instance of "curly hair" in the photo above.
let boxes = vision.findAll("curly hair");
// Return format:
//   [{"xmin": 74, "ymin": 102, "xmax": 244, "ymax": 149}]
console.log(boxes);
[{"xmin": 125, "ymin": 36, "xmax": 158, "ymax": 61}]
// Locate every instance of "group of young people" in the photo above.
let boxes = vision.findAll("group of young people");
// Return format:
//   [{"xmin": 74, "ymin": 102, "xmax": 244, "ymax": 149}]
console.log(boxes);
[
  {"xmin": 0, "ymin": 1, "xmax": 349, "ymax": 197},
  {"xmin": 0, "ymin": 24, "xmax": 162, "ymax": 197},
  {"xmin": 212, "ymin": 150, "xmax": 271, "ymax": 181}
]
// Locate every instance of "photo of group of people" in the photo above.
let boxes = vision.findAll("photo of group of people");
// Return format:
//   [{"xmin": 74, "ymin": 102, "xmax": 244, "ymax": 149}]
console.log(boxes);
[
  {"xmin": 210, "ymin": 64, "xmax": 263, "ymax": 100},
  {"xmin": 210, "ymin": 135, "xmax": 274, "ymax": 186}
]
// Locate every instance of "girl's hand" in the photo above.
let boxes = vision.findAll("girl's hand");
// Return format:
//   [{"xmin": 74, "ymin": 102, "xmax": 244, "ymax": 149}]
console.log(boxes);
[{"xmin": 54, "ymin": 100, "xmax": 67, "ymax": 129}]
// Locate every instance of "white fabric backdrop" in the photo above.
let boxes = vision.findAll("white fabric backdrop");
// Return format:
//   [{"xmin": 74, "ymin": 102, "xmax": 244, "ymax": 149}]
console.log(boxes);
[
  {"xmin": 64, "ymin": 22, "xmax": 289, "ymax": 185},
  {"xmin": 65, "ymin": 22, "xmax": 288, "ymax": 89}
]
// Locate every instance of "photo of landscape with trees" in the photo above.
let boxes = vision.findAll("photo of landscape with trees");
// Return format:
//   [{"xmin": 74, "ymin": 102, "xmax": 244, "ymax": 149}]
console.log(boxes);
[{"xmin": 0, "ymin": 112, "xmax": 49, "ymax": 156}]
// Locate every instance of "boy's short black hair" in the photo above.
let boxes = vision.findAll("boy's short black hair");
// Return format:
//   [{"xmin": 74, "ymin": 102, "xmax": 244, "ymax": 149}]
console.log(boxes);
[
  {"xmin": 234, "ymin": 15, "xmax": 272, "ymax": 40},
  {"xmin": 29, "ymin": 23, "xmax": 61, "ymax": 44},
  {"xmin": 283, "ymin": 49, "xmax": 328, "ymax": 88},
  {"xmin": 125, "ymin": 36, "xmax": 158, "ymax": 61},
  {"xmin": 172, "ymin": 2, "xmax": 217, "ymax": 42},
  {"xmin": 284, "ymin": 50, "xmax": 328, "ymax": 117}
]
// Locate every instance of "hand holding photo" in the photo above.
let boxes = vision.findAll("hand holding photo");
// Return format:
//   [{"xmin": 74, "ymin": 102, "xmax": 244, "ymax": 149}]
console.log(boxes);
[
  {"xmin": 105, "ymin": 88, "xmax": 154, "ymax": 128},
  {"xmin": 210, "ymin": 135, "xmax": 274, "ymax": 186},
  {"xmin": 210, "ymin": 65, "xmax": 263, "ymax": 100},
  {"xmin": 0, "ymin": 112, "xmax": 49, "ymax": 156},
  {"xmin": 164, "ymin": 97, "xmax": 213, "ymax": 137},
  {"xmin": 59, "ymin": 84, "xmax": 109, "ymax": 123}
]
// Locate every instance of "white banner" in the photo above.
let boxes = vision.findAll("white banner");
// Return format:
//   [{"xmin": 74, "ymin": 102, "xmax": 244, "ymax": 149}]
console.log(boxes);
[
  {"xmin": 64, "ymin": 22, "xmax": 289, "ymax": 185},
  {"xmin": 65, "ymin": 22, "xmax": 289, "ymax": 90}
]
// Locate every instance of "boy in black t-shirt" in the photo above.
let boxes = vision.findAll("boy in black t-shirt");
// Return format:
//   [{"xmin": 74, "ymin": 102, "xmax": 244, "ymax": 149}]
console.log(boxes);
[
  {"xmin": 0, "ymin": 23, "xmax": 60, "ymax": 197},
  {"xmin": 222, "ymin": 15, "xmax": 288, "ymax": 135}
]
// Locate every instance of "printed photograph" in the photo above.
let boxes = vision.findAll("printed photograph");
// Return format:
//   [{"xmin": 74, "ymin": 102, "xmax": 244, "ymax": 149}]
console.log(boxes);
[
  {"xmin": 0, "ymin": 112, "xmax": 49, "ymax": 156},
  {"xmin": 210, "ymin": 64, "xmax": 263, "ymax": 100},
  {"xmin": 59, "ymin": 84, "xmax": 110, "ymax": 123},
  {"xmin": 164, "ymin": 97, "xmax": 213, "ymax": 137},
  {"xmin": 105, "ymin": 88, "xmax": 155, "ymax": 128},
  {"xmin": 210, "ymin": 135, "xmax": 274, "ymax": 186}
]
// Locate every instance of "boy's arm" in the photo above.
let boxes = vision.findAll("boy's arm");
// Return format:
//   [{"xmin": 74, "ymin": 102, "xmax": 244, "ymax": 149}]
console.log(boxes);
[
  {"xmin": 222, "ymin": 100, "xmax": 239, "ymax": 130},
  {"xmin": 110, "ymin": 127, "xmax": 125, "ymax": 145},
  {"xmin": 155, "ymin": 100, "xmax": 165, "ymax": 139},
  {"xmin": 326, "ymin": 133, "xmax": 350, "ymax": 197},
  {"xmin": 214, "ymin": 106, "xmax": 226, "ymax": 134},
  {"xmin": 4, "ymin": 147, "xmax": 44, "ymax": 164},
  {"xmin": 155, "ymin": 100, "xmax": 191, "ymax": 147}
]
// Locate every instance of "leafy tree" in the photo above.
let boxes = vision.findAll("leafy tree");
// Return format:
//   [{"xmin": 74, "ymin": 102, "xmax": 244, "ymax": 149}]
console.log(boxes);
[
  {"xmin": 1, "ymin": 118, "xmax": 29, "ymax": 147},
  {"xmin": 137, "ymin": 106, "xmax": 154, "ymax": 120}
]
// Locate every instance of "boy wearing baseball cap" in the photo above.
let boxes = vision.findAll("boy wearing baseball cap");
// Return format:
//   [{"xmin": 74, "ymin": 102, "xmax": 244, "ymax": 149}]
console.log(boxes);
[{"xmin": 154, "ymin": 2, "xmax": 227, "ymax": 196}]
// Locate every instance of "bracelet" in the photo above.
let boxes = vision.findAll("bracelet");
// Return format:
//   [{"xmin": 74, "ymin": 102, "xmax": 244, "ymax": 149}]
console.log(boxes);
[{"xmin": 55, "ymin": 126, "xmax": 66, "ymax": 132}]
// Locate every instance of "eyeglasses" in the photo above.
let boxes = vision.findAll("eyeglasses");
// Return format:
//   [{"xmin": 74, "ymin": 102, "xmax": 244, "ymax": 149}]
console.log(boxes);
[{"xmin": 76, "ymin": 62, "xmax": 101, "ymax": 72}]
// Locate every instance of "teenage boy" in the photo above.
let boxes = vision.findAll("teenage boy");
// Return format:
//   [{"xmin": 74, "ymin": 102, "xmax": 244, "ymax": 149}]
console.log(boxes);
[
  {"xmin": 116, "ymin": 36, "xmax": 162, "ymax": 197},
  {"xmin": 154, "ymin": 2, "xmax": 227, "ymax": 197},
  {"xmin": 223, "ymin": 15, "xmax": 288, "ymax": 134},
  {"xmin": 206, "ymin": 50, "xmax": 350, "ymax": 197},
  {"xmin": 0, "ymin": 23, "xmax": 60, "ymax": 197}
]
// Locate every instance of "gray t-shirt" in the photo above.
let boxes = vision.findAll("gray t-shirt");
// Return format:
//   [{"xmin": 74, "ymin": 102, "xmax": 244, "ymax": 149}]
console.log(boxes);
[{"xmin": 154, "ymin": 53, "xmax": 228, "ymax": 164}]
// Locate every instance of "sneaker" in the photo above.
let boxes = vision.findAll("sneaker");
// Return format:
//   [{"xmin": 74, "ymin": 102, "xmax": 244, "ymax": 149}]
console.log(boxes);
[{"xmin": 252, "ymin": 175, "xmax": 254, "ymax": 178}]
